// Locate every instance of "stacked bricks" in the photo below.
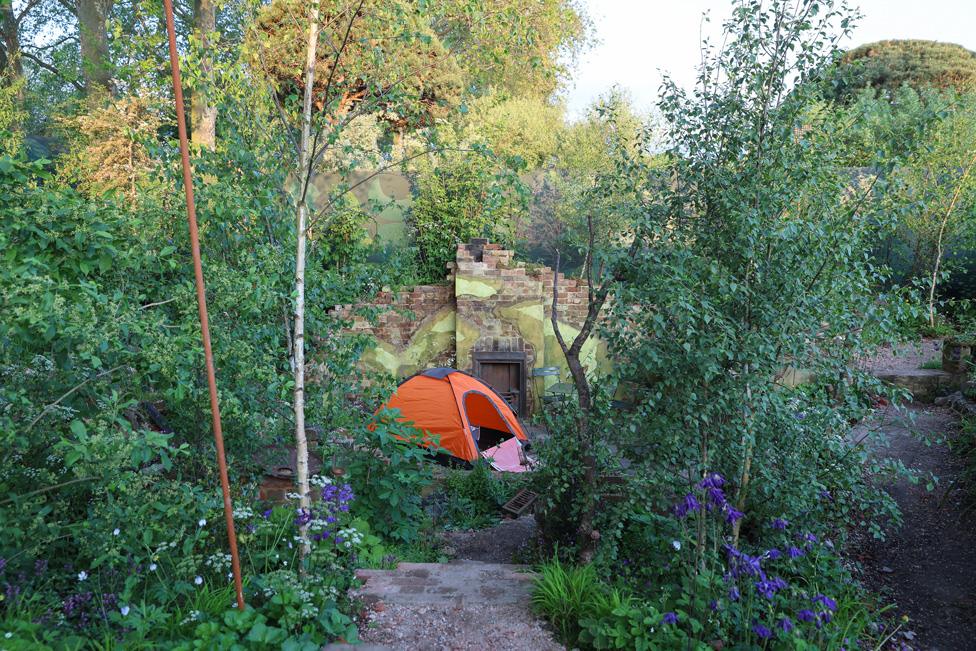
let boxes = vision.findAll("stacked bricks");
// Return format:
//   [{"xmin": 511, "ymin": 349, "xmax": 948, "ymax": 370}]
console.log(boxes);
[{"xmin": 332, "ymin": 283, "xmax": 454, "ymax": 348}]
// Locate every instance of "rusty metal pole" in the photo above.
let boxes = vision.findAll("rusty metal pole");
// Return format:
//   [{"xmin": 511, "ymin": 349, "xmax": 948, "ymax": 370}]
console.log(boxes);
[{"xmin": 162, "ymin": 0, "xmax": 245, "ymax": 610}]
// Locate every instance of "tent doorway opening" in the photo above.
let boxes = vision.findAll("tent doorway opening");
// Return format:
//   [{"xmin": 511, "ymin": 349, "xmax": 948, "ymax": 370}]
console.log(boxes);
[{"xmin": 472, "ymin": 351, "xmax": 527, "ymax": 416}]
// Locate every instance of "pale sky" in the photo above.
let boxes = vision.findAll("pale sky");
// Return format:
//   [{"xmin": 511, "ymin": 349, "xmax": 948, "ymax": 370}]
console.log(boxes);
[{"xmin": 564, "ymin": 0, "xmax": 976, "ymax": 119}]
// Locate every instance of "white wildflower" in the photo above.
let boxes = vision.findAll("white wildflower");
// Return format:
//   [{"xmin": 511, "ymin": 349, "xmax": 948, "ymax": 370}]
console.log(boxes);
[
  {"xmin": 77, "ymin": 571, "xmax": 88, "ymax": 582},
  {"xmin": 120, "ymin": 605, "xmax": 130, "ymax": 617},
  {"xmin": 672, "ymin": 540, "xmax": 681, "ymax": 551},
  {"xmin": 198, "ymin": 518, "xmax": 207, "ymax": 527},
  {"xmin": 113, "ymin": 528, "xmax": 120, "ymax": 536},
  {"xmin": 194, "ymin": 576, "xmax": 203, "ymax": 585}
]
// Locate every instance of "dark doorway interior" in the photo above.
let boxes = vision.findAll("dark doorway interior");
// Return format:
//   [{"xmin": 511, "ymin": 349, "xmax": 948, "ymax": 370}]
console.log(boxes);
[{"xmin": 472, "ymin": 351, "xmax": 527, "ymax": 415}]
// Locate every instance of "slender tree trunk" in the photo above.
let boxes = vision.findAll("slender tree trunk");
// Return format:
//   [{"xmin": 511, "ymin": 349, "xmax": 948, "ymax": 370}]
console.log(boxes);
[
  {"xmin": 1, "ymin": 2, "xmax": 23, "ymax": 78},
  {"xmin": 292, "ymin": 0, "xmax": 320, "ymax": 560},
  {"xmin": 1, "ymin": 2, "xmax": 25, "ymax": 137},
  {"xmin": 190, "ymin": 0, "xmax": 216, "ymax": 149},
  {"xmin": 928, "ymin": 151, "xmax": 976, "ymax": 327},
  {"xmin": 77, "ymin": 0, "xmax": 113, "ymax": 94},
  {"xmin": 550, "ymin": 245, "xmax": 602, "ymax": 564},
  {"xmin": 731, "ymin": 366, "xmax": 753, "ymax": 548}
]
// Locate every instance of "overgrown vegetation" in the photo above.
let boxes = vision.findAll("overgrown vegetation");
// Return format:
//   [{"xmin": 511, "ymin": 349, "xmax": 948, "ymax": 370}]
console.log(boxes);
[{"xmin": 4, "ymin": 0, "xmax": 976, "ymax": 647}]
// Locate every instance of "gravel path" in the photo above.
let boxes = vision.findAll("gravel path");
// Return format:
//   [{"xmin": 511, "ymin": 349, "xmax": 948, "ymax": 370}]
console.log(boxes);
[
  {"xmin": 853, "ymin": 405, "xmax": 976, "ymax": 650},
  {"xmin": 358, "ymin": 602, "xmax": 562, "ymax": 650}
]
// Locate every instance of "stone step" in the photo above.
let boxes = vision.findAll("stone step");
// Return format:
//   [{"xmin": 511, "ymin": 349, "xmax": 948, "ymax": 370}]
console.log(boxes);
[{"xmin": 353, "ymin": 561, "xmax": 536, "ymax": 608}]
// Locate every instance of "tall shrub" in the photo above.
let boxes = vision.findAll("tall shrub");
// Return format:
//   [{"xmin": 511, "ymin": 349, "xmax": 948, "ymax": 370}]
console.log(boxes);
[{"xmin": 600, "ymin": 0, "xmax": 913, "ymax": 548}]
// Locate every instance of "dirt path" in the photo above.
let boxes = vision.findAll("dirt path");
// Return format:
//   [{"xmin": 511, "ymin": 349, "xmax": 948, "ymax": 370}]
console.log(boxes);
[{"xmin": 854, "ymin": 405, "xmax": 976, "ymax": 650}]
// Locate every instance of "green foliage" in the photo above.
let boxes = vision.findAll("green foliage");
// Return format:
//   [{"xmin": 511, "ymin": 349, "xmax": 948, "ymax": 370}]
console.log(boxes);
[
  {"xmin": 408, "ymin": 150, "xmax": 523, "ymax": 281},
  {"xmin": 949, "ymin": 416, "xmax": 976, "ymax": 514},
  {"xmin": 531, "ymin": 557, "xmax": 602, "ymax": 644},
  {"xmin": 437, "ymin": 461, "xmax": 519, "ymax": 530},
  {"xmin": 534, "ymin": 502, "xmax": 889, "ymax": 650},
  {"xmin": 832, "ymin": 40, "xmax": 976, "ymax": 101},
  {"xmin": 527, "ymin": 1, "xmax": 921, "ymax": 647},
  {"xmin": 344, "ymin": 409, "xmax": 436, "ymax": 543}
]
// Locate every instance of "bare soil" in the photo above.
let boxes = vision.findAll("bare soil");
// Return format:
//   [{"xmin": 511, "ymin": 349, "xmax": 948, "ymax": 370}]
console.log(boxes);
[
  {"xmin": 853, "ymin": 405, "xmax": 976, "ymax": 650},
  {"xmin": 441, "ymin": 516, "xmax": 538, "ymax": 563}
]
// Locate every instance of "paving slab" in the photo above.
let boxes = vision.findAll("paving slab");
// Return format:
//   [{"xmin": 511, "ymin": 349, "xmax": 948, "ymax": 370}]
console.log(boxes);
[{"xmin": 354, "ymin": 560, "xmax": 535, "ymax": 607}]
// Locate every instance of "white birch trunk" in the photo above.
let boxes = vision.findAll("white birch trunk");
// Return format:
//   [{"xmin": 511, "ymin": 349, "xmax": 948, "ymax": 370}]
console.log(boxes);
[{"xmin": 293, "ymin": 0, "xmax": 321, "ymax": 559}]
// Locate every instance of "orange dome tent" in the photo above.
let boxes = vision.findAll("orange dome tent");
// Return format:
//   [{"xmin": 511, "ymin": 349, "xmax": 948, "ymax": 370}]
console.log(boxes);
[{"xmin": 378, "ymin": 368, "xmax": 530, "ymax": 470}]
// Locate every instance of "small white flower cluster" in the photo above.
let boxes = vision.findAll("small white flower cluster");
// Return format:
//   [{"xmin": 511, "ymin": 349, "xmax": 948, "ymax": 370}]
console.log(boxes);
[
  {"xmin": 309, "ymin": 474, "xmax": 333, "ymax": 487},
  {"xmin": 180, "ymin": 610, "xmax": 201, "ymax": 625},
  {"xmin": 337, "ymin": 526, "xmax": 363, "ymax": 549},
  {"xmin": 285, "ymin": 492, "xmax": 302, "ymax": 501},
  {"xmin": 232, "ymin": 506, "xmax": 254, "ymax": 520},
  {"xmin": 204, "ymin": 552, "xmax": 232, "ymax": 571}
]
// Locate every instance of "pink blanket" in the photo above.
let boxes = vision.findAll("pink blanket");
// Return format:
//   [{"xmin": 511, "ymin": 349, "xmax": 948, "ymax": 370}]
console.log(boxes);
[{"xmin": 481, "ymin": 437, "xmax": 531, "ymax": 473}]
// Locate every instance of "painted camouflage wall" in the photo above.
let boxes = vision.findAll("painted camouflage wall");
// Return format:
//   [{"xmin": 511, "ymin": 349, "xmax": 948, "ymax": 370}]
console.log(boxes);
[{"xmin": 331, "ymin": 239, "xmax": 611, "ymax": 411}]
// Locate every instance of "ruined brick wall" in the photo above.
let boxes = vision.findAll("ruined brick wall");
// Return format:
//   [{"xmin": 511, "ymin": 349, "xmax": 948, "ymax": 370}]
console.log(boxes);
[
  {"xmin": 331, "ymin": 239, "xmax": 609, "ymax": 407},
  {"xmin": 331, "ymin": 282, "xmax": 456, "ymax": 377},
  {"xmin": 453, "ymin": 240, "xmax": 591, "ymax": 371}
]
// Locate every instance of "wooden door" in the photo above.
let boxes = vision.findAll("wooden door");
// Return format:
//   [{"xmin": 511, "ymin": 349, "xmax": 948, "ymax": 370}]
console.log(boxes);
[{"xmin": 472, "ymin": 351, "xmax": 527, "ymax": 415}]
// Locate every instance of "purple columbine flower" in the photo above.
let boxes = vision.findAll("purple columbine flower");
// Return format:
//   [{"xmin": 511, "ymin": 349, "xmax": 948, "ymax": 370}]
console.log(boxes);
[
  {"xmin": 706, "ymin": 487, "xmax": 727, "ymax": 508},
  {"xmin": 779, "ymin": 617, "xmax": 794, "ymax": 633},
  {"xmin": 729, "ymin": 586, "xmax": 741, "ymax": 601},
  {"xmin": 797, "ymin": 609, "xmax": 816, "ymax": 622},
  {"xmin": 771, "ymin": 518, "xmax": 789, "ymax": 530},
  {"xmin": 787, "ymin": 546, "xmax": 804, "ymax": 558},
  {"xmin": 802, "ymin": 533, "xmax": 818, "ymax": 544},
  {"xmin": 674, "ymin": 493, "xmax": 701, "ymax": 518},
  {"xmin": 294, "ymin": 508, "xmax": 313, "ymax": 528},
  {"xmin": 812, "ymin": 594, "xmax": 837, "ymax": 612},
  {"xmin": 752, "ymin": 623, "xmax": 772, "ymax": 639},
  {"xmin": 755, "ymin": 576, "xmax": 786, "ymax": 599},
  {"xmin": 818, "ymin": 610, "xmax": 833, "ymax": 625},
  {"xmin": 262, "ymin": 508, "xmax": 272, "ymax": 519},
  {"xmin": 766, "ymin": 548, "xmax": 782, "ymax": 560},
  {"xmin": 662, "ymin": 611, "xmax": 679, "ymax": 625},
  {"xmin": 819, "ymin": 489, "xmax": 833, "ymax": 502},
  {"xmin": 724, "ymin": 506, "xmax": 744, "ymax": 524},
  {"xmin": 755, "ymin": 579, "xmax": 777, "ymax": 599},
  {"xmin": 698, "ymin": 473, "xmax": 726, "ymax": 489},
  {"xmin": 709, "ymin": 600, "xmax": 719, "ymax": 611}
]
